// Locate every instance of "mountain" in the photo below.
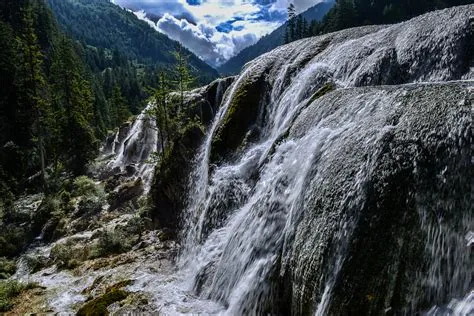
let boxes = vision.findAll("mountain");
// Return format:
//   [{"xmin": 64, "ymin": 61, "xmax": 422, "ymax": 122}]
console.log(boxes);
[
  {"xmin": 218, "ymin": 0, "xmax": 335, "ymax": 75},
  {"xmin": 46, "ymin": 0, "xmax": 218, "ymax": 83}
]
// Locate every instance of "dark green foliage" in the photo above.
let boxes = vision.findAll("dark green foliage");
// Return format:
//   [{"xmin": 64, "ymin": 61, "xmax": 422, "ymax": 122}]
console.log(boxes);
[
  {"xmin": 50, "ymin": 36, "xmax": 99, "ymax": 175},
  {"xmin": 0, "ymin": 258, "xmax": 16, "ymax": 279}
]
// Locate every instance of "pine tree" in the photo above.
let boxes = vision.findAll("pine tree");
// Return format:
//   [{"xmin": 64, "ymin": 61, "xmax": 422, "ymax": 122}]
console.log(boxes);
[
  {"xmin": 302, "ymin": 17, "xmax": 308, "ymax": 38},
  {"xmin": 284, "ymin": 26, "xmax": 290, "ymax": 44},
  {"xmin": 296, "ymin": 15, "xmax": 304, "ymax": 40},
  {"xmin": 15, "ymin": 5, "xmax": 50, "ymax": 185},
  {"xmin": 148, "ymin": 71, "xmax": 172, "ymax": 155},
  {"xmin": 111, "ymin": 84, "xmax": 131, "ymax": 126},
  {"xmin": 172, "ymin": 45, "xmax": 194, "ymax": 116},
  {"xmin": 287, "ymin": 3, "xmax": 296, "ymax": 43},
  {"xmin": 50, "ymin": 36, "xmax": 98, "ymax": 175}
]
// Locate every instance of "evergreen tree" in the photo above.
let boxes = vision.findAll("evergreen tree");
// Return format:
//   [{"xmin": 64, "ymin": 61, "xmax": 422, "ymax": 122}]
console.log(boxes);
[
  {"xmin": 110, "ymin": 84, "xmax": 131, "ymax": 126},
  {"xmin": 284, "ymin": 26, "xmax": 290, "ymax": 44},
  {"xmin": 15, "ymin": 5, "xmax": 50, "ymax": 185},
  {"xmin": 172, "ymin": 45, "xmax": 194, "ymax": 116},
  {"xmin": 50, "ymin": 36, "xmax": 98, "ymax": 175},
  {"xmin": 287, "ymin": 3, "xmax": 296, "ymax": 42},
  {"xmin": 148, "ymin": 71, "xmax": 172, "ymax": 154}
]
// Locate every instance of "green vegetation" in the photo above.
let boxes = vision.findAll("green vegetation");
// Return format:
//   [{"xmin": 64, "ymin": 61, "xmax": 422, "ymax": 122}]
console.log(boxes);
[
  {"xmin": 0, "ymin": 258, "xmax": 16, "ymax": 279},
  {"xmin": 146, "ymin": 45, "xmax": 204, "ymax": 164},
  {"xmin": 0, "ymin": 0, "xmax": 170, "ymax": 261},
  {"xmin": 76, "ymin": 280, "xmax": 132, "ymax": 316},
  {"xmin": 0, "ymin": 280, "xmax": 38, "ymax": 312},
  {"xmin": 0, "ymin": 280, "xmax": 24, "ymax": 312}
]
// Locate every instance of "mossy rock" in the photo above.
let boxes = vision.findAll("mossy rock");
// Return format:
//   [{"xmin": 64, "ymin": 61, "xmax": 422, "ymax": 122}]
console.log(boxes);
[
  {"xmin": 210, "ymin": 74, "xmax": 267, "ymax": 163},
  {"xmin": 307, "ymin": 82, "xmax": 335, "ymax": 105},
  {"xmin": 76, "ymin": 280, "xmax": 132, "ymax": 316},
  {"xmin": 151, "ymin": 124, "xmax": 205, "ymax": 232}
]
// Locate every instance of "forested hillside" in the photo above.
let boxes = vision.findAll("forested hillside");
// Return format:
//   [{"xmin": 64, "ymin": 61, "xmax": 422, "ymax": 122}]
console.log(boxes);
[
  {"xmin": 318, "ymin": 0, "xmax": 473, "ymax": 33},
  {"xmin": 218, "ymin": 1, "xmax": 334, "ymax": 75},
  {"xmin": 0, "ymin": 0, "xmax": 204, "ymax": 212},
  {"xmin": 46, "ymin": 0, "xmax": 218, "ymax": 84}
]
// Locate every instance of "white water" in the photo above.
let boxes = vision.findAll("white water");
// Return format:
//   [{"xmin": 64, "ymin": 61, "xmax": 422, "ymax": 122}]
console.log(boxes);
[{"xmin": 106, "ymin": 103, "xmax": 158, "ymax": 190}]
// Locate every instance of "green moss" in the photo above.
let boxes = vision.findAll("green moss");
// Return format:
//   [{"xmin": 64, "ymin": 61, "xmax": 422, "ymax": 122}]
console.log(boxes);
[
  {"xmin": 307, "ymin": 82, "xmax": 335, "ymax": 105},
  {"xmin": 76, "ymin": 281, "xmax": 131, "ymax": 316},
  {"xmin": 211, "ymin": 75, "xmax": 266, "ymax": 163}
]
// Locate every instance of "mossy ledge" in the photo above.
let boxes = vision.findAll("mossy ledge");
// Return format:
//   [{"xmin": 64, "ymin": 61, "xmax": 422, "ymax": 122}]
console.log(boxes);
[
  {"xmin": 210, "ymin": 73, "xmax": 268, "ymax": 163},
  {"xmin": 151, "ymin": 123, "xmax": 205, "ymax": 232},
  {"xmin": 76, "ymin": 280, "xmax": 132, "ymax": 316}
]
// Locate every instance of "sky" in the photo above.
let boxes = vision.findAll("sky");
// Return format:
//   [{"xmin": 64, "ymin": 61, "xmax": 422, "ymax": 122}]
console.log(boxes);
[{"xmin": 113, "ymin": 0, "xmax": 325, "ymax": 67}]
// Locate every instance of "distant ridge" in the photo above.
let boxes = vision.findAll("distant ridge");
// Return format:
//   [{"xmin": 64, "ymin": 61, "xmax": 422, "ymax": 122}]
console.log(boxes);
[
  {"xmin": 46, "ymin": 0, "xmax": 218, "ymax": 84},
  {"xmin": 218, "ymin": 0, "xmax": 335, "ymax": 75}
]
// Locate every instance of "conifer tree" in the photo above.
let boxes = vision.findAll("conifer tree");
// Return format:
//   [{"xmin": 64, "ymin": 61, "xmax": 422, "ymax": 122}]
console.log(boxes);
[
  {"xmin": 15, "ymin": 5, "xmax": 50, "ymax": 185},
  {"xmin": 287, "ymin": 3, "xmax": 296, "ymax": 42},
  {"xmin": 111, "ymin": 84, "xmax": 131, "ymax": 126},
  {"xmin": 172, "ymin": 45, "xmax": 194, "ymax": 116},
  {"xmin": 50, "ymin": 36, "xmax": 98, "ymax": 175}
]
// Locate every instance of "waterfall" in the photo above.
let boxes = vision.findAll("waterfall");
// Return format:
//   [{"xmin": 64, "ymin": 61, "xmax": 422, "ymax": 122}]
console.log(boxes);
[
  {"xmin": 175, "ymin": 5, "xmax": 473, "ymax": 315},
  {"xmin": 104, "ymin": 103, "xmax": 158, "ymax": 190}
]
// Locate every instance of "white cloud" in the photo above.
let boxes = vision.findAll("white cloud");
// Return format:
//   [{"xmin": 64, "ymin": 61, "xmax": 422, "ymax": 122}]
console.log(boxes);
[{"xmin": 116, "ymin": 0, "xmax": 326, "ymax": 66}]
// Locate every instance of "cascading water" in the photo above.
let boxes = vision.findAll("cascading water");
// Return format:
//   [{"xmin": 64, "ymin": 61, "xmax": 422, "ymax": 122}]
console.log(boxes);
[
  {"xmin": 174, "ymin": 5, "xmax": 473, "ymax": 316},
  {"xmin": 104, "ymin": 104, "xmax": 158, "ymax": 190}
]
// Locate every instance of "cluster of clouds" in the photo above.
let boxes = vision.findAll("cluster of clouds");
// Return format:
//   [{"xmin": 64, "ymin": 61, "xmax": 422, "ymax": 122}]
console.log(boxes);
[{"xmin": 114, "ymin": 0, "xmax": 324, "ymax": 67}]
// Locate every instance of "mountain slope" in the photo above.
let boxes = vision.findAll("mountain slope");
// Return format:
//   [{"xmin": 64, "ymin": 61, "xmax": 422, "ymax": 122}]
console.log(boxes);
[
  {"xmin": 218, "ymin": 0, "xmax": 335, "ymax": 75},
  {"xmin": 46, "ymin": 0, "xmax": 218, "ymax": 83}
]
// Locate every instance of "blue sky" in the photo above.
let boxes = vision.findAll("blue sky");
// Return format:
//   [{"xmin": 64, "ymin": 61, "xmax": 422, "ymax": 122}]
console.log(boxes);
[{"xmin": 113, "ymin": 0, "xmax": 325, "ymax": 67}]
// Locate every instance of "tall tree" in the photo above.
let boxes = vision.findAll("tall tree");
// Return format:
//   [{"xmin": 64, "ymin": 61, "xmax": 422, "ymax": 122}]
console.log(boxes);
[
  {"xmin": 172, "ymin": 45, "xmax": 194, "ymax": 116},
  {"xmin": 110, "ymin": 84, "xmax": 131, "ymax": 126},
  {"xmin": 15, "ymin": 5, "xmax": 50, "ymax": 185},
  {"xmin": 287, "ymin": 3, "xmax": 296, "ymax": 43},
  {"xmin": 50, "ymin": 36, "xmax": 98, "ymax": 175}
]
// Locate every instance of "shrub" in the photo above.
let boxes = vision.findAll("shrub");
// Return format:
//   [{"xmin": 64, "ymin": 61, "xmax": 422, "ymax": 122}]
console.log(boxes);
[
  {"xmin": 72, "ymin": 176, "xmax": 102, "ymax": 198},
  {"xmin": 0, "ymin": 226, "xmax": 29, "ymax": 258},
  {"xmin": 0, "ymin": 280, "xmax": 24, "ymax": 312},
  {"xmin": 76, "ymin": 197, "xmax": 104, "ymax": 218},
  {"xmin": 50, "ymin": 240, "xmax": 90, "ymax": 270},
  {"xmin": 0, "ymin": 258, "xmax": 16, "ymax": 279},
  {"xmin": 91, "ymin": 229, "xmax": 131, "ymax": 258}
]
